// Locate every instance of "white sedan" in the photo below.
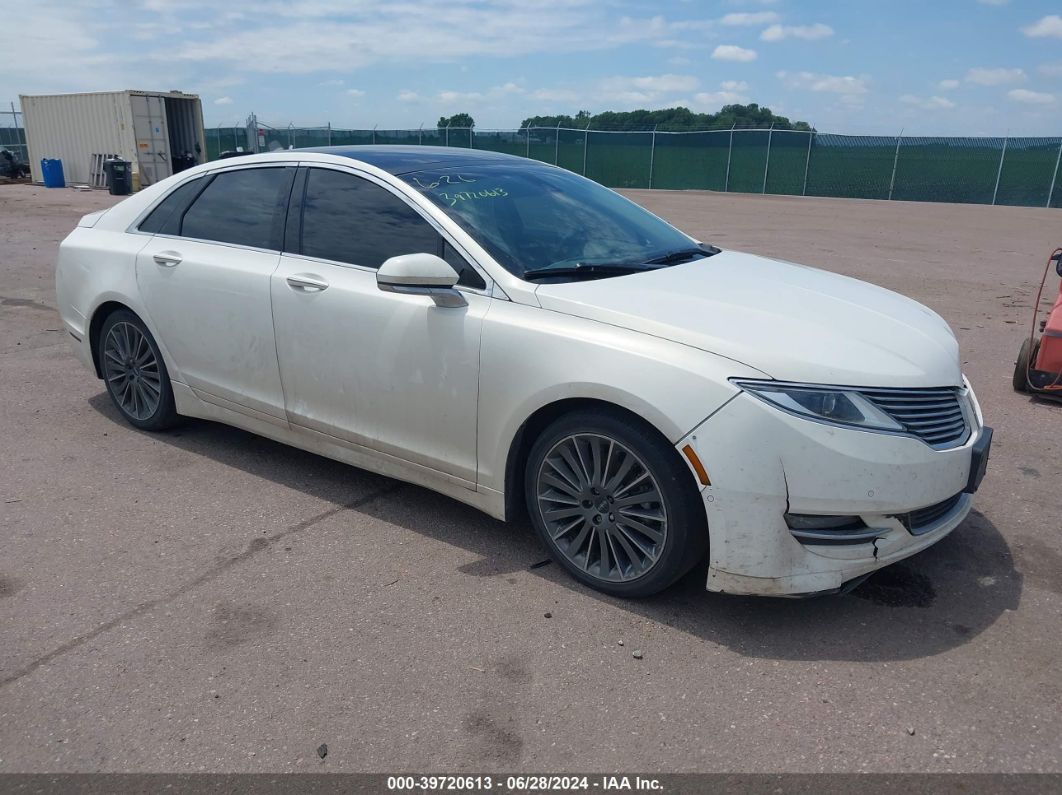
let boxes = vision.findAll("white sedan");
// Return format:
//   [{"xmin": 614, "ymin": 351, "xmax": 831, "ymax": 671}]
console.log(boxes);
[{"xmin": 55, "ymin": 147, "xmax": 992, "ymax": 597}]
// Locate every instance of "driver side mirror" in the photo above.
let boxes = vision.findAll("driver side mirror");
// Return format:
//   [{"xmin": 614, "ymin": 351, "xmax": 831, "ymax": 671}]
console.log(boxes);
[{"xmin": 377, "ymin": 253, "xmax": 467, "ymax": 308}]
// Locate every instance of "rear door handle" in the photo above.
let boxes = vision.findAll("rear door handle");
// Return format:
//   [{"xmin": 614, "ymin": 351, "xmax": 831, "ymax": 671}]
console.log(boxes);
[
  {"xmin": 286, "ymin": 274, "xmax": 329, "ymax": 292},
  {"xmin": 153, "ymin": 251, "xmax": 182, "ymax": 267}
]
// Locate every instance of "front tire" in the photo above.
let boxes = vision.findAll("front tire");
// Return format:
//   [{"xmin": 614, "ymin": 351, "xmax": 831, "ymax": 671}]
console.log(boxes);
[
  {"xmin": 524, "ymin": 409, "xmax": 708, "ymax": 598},
  {"xmin": 98, "ymin": 309, "xmax": 179, "ymax": 431}
]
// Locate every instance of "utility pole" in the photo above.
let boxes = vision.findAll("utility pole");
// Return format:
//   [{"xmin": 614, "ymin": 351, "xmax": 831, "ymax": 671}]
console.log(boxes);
[
  {"xmin": 992, "ymin": 133, "xmax": 1009, "ymax": 206},
  {"xmin": 762, "ymin": 122, "xmax": 774, "ymax": 194},
  {"xmin": 887, "ymin": 128, "xmax": 903, "ymax": 201},
  {"xmin": 801, "ymin": 130, "xmax": 814, "ymax": 196},
  {"xmin": 724, "ymin": 123, "xmax": 735, "ymax": 193},
  {"xmin": 648, "ymin": 124, "xmax": 658, "ymax": 189}
]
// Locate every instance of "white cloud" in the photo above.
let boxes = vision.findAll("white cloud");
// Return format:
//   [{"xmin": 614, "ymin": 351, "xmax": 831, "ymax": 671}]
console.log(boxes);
[
  {"xmin": 938, "ymin": 79, "xmax": 960, "ymax": 90},
  {"xmin": 595, "ymin": 74, "xmax": 700, "ymax": 105},
  {"xmin": 777, "ymin": 70, "xmax": 868, "ymax": 94},
  {"xmin": 1008, "ymin": 89, "xmax": 1056, "ymax": 105},
  {"xmin": 346, "ymin": 89, "xmax": 365, "ymax": 98},
  {"xmin": 619, "ymin": 74, "xmax": 699, "ymax": 92},
  {"xmin": 761, "ymin": 23, "xmax": 833, "ymax": 42},
  {"xmin": 712, "ymin": 44, "xmax": 757, "ymax": 62},
  {"xmin": 965, "ymin": 67, "xmax": 1025, "ymax": 85},
  {"xmin": 213, "ymin": 96, "xmax": 233, "ymax": 105},
  {"xmin": 1023, "ymin": 15, "xmax": 1062, "ymax": 38},
  {"xmin": 720, "ymin": 80, "xmax": 749, "ymax": 91},
  {"xmin": 900, "ymin": 94, "xmax": 956, "ymax": 110},
  {"xmin": 720, "ymin": 12, "xmax": 778, "ymax": 25},
  {"xmin": 319, "ymin": 78, "xmax": 344, "ymax": 86},
  {"xmin": 529, "ymin": 88, "xmax": 581, "ymax": 103},
  {"xmin": 1040, "ymin": 62, "xmax": 1062, "ymax": 78},
  {"xmin": 397, "ymin": 90, "xmax": 421, "ymax": 103}
]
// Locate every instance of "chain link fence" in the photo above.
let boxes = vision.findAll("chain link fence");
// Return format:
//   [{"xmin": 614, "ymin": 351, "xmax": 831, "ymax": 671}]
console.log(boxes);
[{"xmin": 211, "ymin": 120, "xmax": 1062, "ymax": 209}]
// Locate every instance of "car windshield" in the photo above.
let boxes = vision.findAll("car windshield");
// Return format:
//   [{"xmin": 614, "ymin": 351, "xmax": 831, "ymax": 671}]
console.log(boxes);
[{"xmin": 400, "ymin": 163, "xmax": 709, "ymax": 281}]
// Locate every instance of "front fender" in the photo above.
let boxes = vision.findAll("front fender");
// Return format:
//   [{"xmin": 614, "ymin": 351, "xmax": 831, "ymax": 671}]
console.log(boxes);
[{"xmin": 476, "ymin": 299, "xmax": 766, "ymax": 494}]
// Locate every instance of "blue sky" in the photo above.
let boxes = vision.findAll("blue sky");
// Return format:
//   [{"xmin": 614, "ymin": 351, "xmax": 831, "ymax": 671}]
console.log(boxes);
[{"xmin": 3, "ymin": 0, "xmax": 1062, "ymax": 135}]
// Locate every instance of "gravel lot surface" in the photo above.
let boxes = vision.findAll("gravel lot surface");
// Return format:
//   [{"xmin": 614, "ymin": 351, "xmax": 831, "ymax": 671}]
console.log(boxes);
[{"xmin": 1, "ymin": 183, "xmax": 1060, "ymax": 773}]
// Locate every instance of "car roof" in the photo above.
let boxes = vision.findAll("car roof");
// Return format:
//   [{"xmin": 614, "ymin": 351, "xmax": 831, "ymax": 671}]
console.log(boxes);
[{"xmin": 295, "ymin": 145, "xmax": 535, "ymax": 175}]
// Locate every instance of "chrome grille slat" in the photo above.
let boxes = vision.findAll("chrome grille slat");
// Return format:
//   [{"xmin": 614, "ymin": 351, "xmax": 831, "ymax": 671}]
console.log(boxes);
[{"xmin": 859, "ymin": 386, "xmax": 970, "ymax": 448}]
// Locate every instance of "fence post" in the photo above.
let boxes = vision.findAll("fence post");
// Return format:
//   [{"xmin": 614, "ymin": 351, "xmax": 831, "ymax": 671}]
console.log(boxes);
[
  {"xmin": 887, "ymin": 129, "xmax": 903, "ymax": 201},
  {"xmin": 526, "ymin": 125, "xmax": 530, "ymax": 158},
  {"xmin": 327, "ymin": 122, "xmax": 332, "ymax": 146},
  {"xmin": 418, "ymin": 124, "xmax": 423, "ymax": 146},
  {"xmin": 724, "ymin": 124, "xmax": 734, "ymax": 193},
  {"xmin": 1047, "ymin": 138, "xmax": 1062, "ymax": 209},
  {"xmin": 762, "ymin": 123, "xmax": 774, "ymax": 194},
  {"xmin": 469, "ymin": 125, "xmax": 474, "ymax": 148},
  {"xmin": 648, "ymin": 124, "xmax": 658, "ymax": 189},
  {"xmin": 801, "ymin": 131, "xmax": 814, "ymax": 196},
  {"xmin": 372, "ymin": 125, "xmax": 377, "ymax": 146},
  {"xmin": 582, "ymin": 123, "xmax": 590, "ymax": 176},
  {"xmin": 445, "ymin": 121, "xmax": 450, "ymax": 147},
  {"xmin": 555, "ymin": 121, "xmax": 561, "ymax": 165},
  {"xmin": 992, "ymin": 134, "xmax": 1008, "ymax": 206}
]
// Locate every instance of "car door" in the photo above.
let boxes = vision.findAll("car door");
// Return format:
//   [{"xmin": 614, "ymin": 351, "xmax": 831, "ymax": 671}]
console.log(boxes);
[
  {"xmin": 270, "ymin": 166, "xmax": 490, "ymax": 485},
  {"xmin": 135, "ymin": 164, "xmax": 296, "ymax": 422}
]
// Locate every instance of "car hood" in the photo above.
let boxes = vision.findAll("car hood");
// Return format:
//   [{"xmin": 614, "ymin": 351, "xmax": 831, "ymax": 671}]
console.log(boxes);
[{"xmin": 533, "ymin": 250, "xmax": 962, "ymax": 388}]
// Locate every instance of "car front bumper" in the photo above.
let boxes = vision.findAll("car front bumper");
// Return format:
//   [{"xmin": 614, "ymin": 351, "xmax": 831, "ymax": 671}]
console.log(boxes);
[{"xmin": 679, "ymin": 385, "xmax": 987, "ymax": 596}]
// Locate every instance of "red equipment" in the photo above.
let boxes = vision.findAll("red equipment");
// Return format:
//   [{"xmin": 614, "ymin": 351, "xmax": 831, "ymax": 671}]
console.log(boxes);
[{"xmin": 1014, "ymin": 248, "xmax": 1062, "ymax": 399}]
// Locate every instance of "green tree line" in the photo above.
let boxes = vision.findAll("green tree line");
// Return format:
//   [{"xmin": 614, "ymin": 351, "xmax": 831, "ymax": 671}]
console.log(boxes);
[{"xmin": 439, "ymin": 105, "xmax": 812, "ymax": 132}]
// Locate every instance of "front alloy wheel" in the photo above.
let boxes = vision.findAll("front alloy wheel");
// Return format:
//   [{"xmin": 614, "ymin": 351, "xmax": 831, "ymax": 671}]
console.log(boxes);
[
  {"xmin": 536, "ymin": 433, "xmax": 668, "ymax": 583},
  {"xmin": 525, "ymin": 409, "xmax": 707, "ymax": 597}
]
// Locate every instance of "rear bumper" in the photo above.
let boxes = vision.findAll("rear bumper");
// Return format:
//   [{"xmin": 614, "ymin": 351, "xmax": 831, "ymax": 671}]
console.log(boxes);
[{"xmin": 679, "ymin": 387, "xmax": 986, "ymax": 597}]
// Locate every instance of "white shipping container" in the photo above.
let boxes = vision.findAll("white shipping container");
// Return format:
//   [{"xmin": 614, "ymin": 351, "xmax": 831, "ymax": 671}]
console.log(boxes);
[{"xmin": 19, "ymin": 90, "xmax": 207, "ymax": 188}]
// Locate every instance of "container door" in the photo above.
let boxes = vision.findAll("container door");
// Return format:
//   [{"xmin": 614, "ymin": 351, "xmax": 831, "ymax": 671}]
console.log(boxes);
[{"xmin": 131, "ymin": 95, "xmax": 172, "ymax": 186}]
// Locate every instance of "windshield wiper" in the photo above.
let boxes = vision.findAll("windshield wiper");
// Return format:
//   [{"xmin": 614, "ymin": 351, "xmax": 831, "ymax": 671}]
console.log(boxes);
[
  {"xmin": 643, "ymin": 244, "xmax": 720, "ymax": 265},
  {"xmin": 521, "ymin": 262, "xmax": 658, "ymax": 281}
]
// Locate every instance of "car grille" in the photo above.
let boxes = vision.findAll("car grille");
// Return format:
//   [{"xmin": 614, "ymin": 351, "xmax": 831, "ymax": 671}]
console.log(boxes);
[
  {"xmin": 895, "ymin": 492, "xmax": 965, "ymax": 535},
  {"xmin": 859, "ymin": 386, "xmax": 969, "ymax": 448}
]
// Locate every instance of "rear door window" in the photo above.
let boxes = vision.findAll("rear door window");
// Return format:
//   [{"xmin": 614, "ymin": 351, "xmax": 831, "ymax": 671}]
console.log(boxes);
[
  {"xmin": 181, "ymin": 167, "xmax": 293, "ymax": 249},
  {"xmin": 138, "ymin": 177, "xmax": 205, "ymax": 235}
]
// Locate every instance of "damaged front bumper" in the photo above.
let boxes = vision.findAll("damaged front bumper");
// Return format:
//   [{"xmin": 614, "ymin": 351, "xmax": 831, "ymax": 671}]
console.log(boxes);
[{"xmin": 679, "ymin": 387, "xmax": 986, "ymax": 597}]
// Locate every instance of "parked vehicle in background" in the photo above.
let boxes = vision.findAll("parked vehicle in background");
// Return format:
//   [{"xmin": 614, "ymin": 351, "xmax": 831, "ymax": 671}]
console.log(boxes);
[{"xmin": 54, "ymin": 147, "xmax": 991, "ymax": 597}]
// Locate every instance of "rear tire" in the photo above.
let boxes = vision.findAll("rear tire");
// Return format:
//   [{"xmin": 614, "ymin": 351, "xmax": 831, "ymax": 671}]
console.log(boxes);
[
  {"xmin": 524, "ymin": 409, "xmax": 708, "ymax": 598},
  {"xmin": 1013, "ymin": 337, "xmax": 1033, "ymax": 392},
  {"xmin": 98, "ymin": 309, "xmax": 180, "ymax": 431}
]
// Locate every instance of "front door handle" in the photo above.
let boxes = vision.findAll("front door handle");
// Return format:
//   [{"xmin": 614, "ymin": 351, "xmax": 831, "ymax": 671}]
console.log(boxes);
[
  {"xmin": 153, "ymin": 251, "xmax": 182, "ymax": 267},
  {"xmin": 286, "ymin": 274, "xmax": 329, "ymax": 292}
]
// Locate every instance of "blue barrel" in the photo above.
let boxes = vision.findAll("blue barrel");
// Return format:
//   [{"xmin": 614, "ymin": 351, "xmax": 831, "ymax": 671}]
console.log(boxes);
[{"xmin": 41, "ymin": 158, "xmax": 65, "ymax": 188}]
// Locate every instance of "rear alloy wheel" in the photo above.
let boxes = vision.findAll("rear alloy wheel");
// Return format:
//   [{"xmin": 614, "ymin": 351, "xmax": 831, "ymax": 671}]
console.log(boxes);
[
  {"xmin": 99, "ymin": 310, "xmax": 179, "ymax": 431},
  {"xmin": 526, "ymin": 410, "xmax": 707, "ymax": 597}
]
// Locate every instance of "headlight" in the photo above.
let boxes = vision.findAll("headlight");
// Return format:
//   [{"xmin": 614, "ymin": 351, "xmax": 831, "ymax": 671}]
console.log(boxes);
[{"xmin": 732, "ymin": 380, "xmax": 904, "ymax": 432}]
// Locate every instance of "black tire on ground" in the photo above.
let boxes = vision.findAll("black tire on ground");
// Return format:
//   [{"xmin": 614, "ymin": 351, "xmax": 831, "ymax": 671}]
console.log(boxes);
[
  {"xmin": 1013, "ymin": 337, "xmax": 1033, "ymax": 393},
  {"xmin": 98, "ymin": 309, "xmax": 180, "ymax": 431},
  {"xmin": 524, "ymin": 408, "xmax": 708, "ymax": 598}
]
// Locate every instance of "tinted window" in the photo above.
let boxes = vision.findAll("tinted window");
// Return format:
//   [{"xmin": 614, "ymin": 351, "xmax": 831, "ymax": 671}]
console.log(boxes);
[
  {"xmin": 402, "ymin": 164, "xmax": 699, "ymax": 280},
  {"xmin": 443, "ymin": 241, "xmax": 486, "ymax": 290},
  {"xmin": 182, "ymin": 167, "xmax": 291, "ymax": 249},
  {"xmin": 299, "ymin": 169, "xmax": 441, "ymax": 269},
  {"xmin": 138, "ymin": 177, "xmax": 204, "ymax": 234}
]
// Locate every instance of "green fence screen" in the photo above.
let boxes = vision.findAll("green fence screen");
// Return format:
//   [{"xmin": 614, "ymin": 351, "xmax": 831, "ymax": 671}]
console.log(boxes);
[{"xmin": 210, "ymin": 124, "xmax": 1062, "ymax": 209}]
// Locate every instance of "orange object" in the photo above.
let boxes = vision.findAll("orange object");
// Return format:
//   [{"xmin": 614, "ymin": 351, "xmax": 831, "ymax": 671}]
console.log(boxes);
[{"xmin": 682, "ymin": 444, "xmax": 711, "ymax": 486}]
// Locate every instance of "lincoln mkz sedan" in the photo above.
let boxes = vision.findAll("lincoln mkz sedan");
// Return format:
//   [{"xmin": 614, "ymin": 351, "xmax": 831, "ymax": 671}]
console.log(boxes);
[{"xmin": 56, "ymin": 147, "xmax": 992, "ymax": 597}]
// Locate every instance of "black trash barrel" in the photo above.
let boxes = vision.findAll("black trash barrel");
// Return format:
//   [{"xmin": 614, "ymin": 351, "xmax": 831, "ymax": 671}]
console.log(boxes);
[{"xmin": 103, "ymin": 158, "xmax": 133, "ymax": 195}]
